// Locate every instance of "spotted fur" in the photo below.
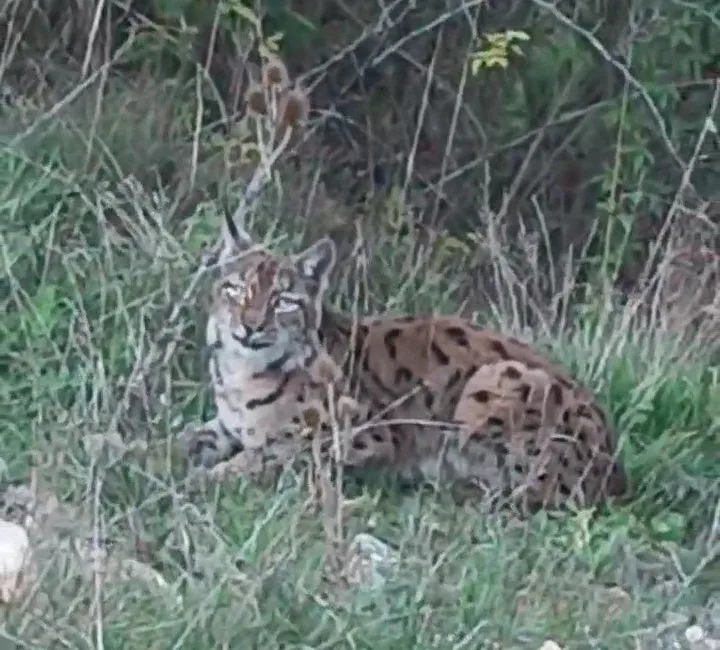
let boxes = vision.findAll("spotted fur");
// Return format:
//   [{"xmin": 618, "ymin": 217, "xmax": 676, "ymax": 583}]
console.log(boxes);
[{"xmin": 182, "ymin": 216, "xmax": 629, "ymax": 510}]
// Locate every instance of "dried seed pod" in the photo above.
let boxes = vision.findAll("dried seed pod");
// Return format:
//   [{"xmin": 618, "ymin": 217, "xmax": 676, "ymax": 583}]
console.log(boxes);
[
  {"xmin": 244, "ymin": 83, "xmax": 267, "ymax": 116},
  {"xmin": 301, "ymin": 404, "xmax": 322, "ymax": 430},
  {"xmin": 278, "ymin": 87, "xmax": 310, "ymax": 129},
  {"xmin": 310, "ymin": 354, "xmax": 341, "ymax": 385},
  {"xmin": 262, "ymin": 56, "xmax": 289, "ymax": 90}
]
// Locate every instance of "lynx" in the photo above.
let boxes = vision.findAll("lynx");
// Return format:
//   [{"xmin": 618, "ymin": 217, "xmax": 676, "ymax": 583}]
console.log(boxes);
[{"xmin": 180, "ymin": 212, "xmax": 629, "ymax": 511}]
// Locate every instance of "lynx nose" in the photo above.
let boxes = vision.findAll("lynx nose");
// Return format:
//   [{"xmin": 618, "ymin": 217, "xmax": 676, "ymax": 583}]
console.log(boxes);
[{"xmin": 240, "ymin": 307, "xmax": 265, "ymax": 329}]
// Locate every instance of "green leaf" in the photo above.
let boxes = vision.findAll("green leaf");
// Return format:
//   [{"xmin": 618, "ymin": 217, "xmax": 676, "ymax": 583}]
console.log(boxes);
[
  {"xmin": 225, "ymin": 0, "xmax": 261, "ymax": 29},
  {"xmin": 506, "ymin": 30, "xmax": 530, "ymax": 41}
]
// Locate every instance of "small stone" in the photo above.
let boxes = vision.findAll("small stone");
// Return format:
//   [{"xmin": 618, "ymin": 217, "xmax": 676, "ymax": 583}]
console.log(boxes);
[
  {"xmin": 538, "ymin": 642, "xmax": 563, "ymax": 650},
  {"xmin": 345, "ymin": 533, "xmax": 398, "ymax": 588},
  {"xmin": 686, "ymin": 626, "xmax": 706, "ymax": 644},
  {"xmin": 0, "ymin": 518, "xmax": 32, "ymax": 604}
]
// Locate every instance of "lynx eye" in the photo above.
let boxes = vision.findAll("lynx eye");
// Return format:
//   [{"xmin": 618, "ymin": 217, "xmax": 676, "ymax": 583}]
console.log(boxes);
[
  {"xmin": 275, "ymin": 296, "xmax": 300, "ymax": 313},
  {"xmin": 220, "ymin": 281, "xmax": 244, "ymax": 301}
]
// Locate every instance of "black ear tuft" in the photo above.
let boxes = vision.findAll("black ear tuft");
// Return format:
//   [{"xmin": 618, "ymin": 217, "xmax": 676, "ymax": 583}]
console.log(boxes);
[
  {"xmin": 220, "ymin": 210, "xmax": 253, "ymax": 261},
  {"xmin": 294, "ymin": 237, "xmax": 336, "ymax": 289}
]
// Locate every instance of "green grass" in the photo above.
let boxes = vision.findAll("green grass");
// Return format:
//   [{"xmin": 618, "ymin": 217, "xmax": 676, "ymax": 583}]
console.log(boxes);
[{"xmin": 0, "ymin": 93, "xmax": 718, "ymax": 650}]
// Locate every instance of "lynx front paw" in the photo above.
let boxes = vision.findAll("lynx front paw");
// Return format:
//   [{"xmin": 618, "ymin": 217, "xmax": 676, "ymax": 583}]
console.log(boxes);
[
  {"xmin": 206, "ymin": 450, "xmax": 268, "ymax": 482},
  {"xmin": 177, "ymin": 419, "xmax": 231, "ymax": 468}
]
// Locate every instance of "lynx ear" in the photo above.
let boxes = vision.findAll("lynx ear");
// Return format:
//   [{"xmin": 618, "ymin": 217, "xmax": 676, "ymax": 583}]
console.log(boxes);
[
  {"xmin": 220, "ymin": 210, "xmax": 254, "ymax": 262},
  {"xmin": 294, "ymin": 237, "xmax": 336, "ymax": 292}
]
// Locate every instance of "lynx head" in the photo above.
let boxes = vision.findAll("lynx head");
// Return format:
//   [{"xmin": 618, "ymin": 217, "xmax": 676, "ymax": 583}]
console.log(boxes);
[{"xmin": 209, "ymin": 213, "xmax": 336, "ymax": 372}]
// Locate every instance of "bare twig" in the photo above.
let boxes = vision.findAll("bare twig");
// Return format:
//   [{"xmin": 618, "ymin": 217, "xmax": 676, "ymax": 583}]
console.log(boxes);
[
  {"xmin": 531, "ymin": 0, "xmax": 687, "ymax": 172},
  {"xmin": 81, "ymin": 0, "xmax": 108, "ymax": 79},
  {"xmin": 637, "ymin": 81, "xmax": 720, "ymax": 289},
  {"xmin": 371, "ymin": 0, "xmax": 487, "ymax": 67},
  {"xmin": 401, "ymin": 28, "xmax": 442, "ymax": 211}
]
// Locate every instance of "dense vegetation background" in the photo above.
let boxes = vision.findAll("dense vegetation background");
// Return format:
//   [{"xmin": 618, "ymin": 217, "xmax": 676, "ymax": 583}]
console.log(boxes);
[
  {"xmin": 0, "ymin": 0, "xmax": 718, "ymax": 647},
  {"xmin": 6, "ymin": 0, "xmax": 720, "ymax": 312}
]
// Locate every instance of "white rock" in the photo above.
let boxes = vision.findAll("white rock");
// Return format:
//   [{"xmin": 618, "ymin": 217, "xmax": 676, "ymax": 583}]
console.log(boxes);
[
  {"xmin": 686, "ymin": 626, "xmax": 707, "ymax": 644},
  {"xmin": 345, "ymin": 533, "xmax": 399, "ymax": 588},
  {"xmin": 686, "ymin": 625, "xmax": 720, "ymax": 650},
  {"xmin": 0, "ymin": 519, "xmax": 32, "ymax": 604}
]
